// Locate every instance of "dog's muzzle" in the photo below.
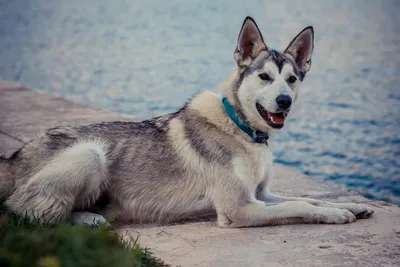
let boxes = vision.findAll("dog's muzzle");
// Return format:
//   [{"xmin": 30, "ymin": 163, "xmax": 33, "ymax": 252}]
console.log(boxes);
[{"xmin": 256, "ymin": 102, "xmax": 289, "ymax": 129}]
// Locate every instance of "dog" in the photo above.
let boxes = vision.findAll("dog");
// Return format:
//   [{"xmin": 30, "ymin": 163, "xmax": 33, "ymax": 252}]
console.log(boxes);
[{"xmin": 0, "ymin": 16, "xmax": 374, "ymax": 227}]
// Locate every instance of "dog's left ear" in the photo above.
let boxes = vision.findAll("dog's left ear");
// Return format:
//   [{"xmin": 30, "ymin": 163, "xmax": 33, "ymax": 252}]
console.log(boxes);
[{"xmin": 284, "ymin": 26, "xmax": 314, "ymax": 74}]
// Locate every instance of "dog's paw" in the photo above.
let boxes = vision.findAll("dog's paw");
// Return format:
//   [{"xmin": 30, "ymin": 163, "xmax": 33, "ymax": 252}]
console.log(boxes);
[
  {"xmin": 333, "ymin": 203, "xmax": 374, "ymax": 219},
  {"xmin": 69, "ymin": 211, "xmax": 111, "ymax": 228},
  {"xmin": 308, "ymin": 207, "xmax": 356, "ymax": 224}
]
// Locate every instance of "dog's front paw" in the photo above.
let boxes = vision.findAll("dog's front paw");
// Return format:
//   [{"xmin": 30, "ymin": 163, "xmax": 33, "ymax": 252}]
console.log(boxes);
[
  {"xmin": 334, "ymin": 203, "xmax": 374, "ymax": 219},
  {"xmin": 308, "ymin": 207, "xmax": 356, "ymax": 224}
]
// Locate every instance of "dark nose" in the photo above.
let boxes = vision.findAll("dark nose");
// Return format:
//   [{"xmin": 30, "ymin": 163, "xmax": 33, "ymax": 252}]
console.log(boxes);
[{"xmin": 276, "ymin": 95, "xmax": 292, "ymax": 110}]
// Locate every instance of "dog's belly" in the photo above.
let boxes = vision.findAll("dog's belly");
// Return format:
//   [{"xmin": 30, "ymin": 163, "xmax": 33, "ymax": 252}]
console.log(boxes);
[
  {"xmin": 108, "ymin": 173, "xmax": 215, "ymax": 223},
  {"xmin": 113, "ymin": 191, "xmax": 213, "ymax": 223}
]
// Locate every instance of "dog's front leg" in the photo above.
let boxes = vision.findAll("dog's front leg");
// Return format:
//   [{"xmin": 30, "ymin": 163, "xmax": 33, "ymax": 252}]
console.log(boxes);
[
  {"xmin": 216, "ymin": 199, "xmax": 357, "ymax": 228},
  {"xmin": 258, "ymin": 188, "xmax": 374, "ymax": 219},
  {"xmin": 214, "ymin": 179, "xmax": 359, "ymax": 228}
]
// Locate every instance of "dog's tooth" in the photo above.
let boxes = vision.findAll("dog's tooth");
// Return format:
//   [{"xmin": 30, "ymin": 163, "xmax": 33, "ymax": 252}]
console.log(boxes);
[{"xmin": 270, "ymin": 116, "xmax": 275, "ymax": 123}]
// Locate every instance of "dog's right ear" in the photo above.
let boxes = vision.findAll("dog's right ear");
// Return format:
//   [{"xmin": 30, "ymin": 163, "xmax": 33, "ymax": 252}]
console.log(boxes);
[{"xmin": 234, "ymin": 17, "xmax": 268, "ymax": 68}]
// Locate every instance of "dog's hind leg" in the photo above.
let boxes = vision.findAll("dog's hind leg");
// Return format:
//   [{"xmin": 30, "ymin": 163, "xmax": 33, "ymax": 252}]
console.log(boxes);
[
  {"xmin": 6, "ymin": 141, "xmax": 109, "ymax": 224},
  {"xmin": 69, "ymin": 211, "xmax": 110, "ymax": 227}
]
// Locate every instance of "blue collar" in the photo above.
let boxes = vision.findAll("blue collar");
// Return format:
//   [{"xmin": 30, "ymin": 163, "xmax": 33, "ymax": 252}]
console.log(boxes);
[{"xmin": 222, "ymin": 97, "xmax": 269, "ymax": 145}]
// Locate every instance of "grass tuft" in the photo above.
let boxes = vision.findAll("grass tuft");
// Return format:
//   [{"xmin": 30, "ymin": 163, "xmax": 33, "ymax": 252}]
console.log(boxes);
[{"xmin": 0, "ymin": 204, "xmax": 167, "ymax": 267}]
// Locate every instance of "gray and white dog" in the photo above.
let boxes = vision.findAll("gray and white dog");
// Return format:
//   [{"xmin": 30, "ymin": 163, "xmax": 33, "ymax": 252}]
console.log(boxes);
[{"xmin": 0, "ymin": 17, "xmax": 373, "ymax": 227}]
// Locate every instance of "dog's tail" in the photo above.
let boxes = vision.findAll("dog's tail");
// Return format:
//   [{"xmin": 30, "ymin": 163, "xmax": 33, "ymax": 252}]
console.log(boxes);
[{"xmin": 0, "ymin": 156, "xmax": 14, "ymax": 201}]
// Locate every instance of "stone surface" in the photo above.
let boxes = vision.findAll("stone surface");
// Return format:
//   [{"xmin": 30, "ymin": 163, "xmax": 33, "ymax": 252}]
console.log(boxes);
[
  {"xmin": 0, "ymin": 81, "xmax": 133, "ymax": 143},
  {"xmin": 1, "ymin": 80, "xmax": 399, "ymax": 267},
  {"xmin": 0, "ymin": 133, "xmax": 24, "ymax": 158},
  {"xmin": 118, "ymin": 167, "xmax": 400, "ymax": 267}
]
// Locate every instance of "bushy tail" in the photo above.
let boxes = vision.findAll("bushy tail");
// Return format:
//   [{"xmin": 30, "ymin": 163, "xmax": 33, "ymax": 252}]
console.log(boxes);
[{"xmin": 0, "ymin": 156, "xmax": 14, "ymax": 201}]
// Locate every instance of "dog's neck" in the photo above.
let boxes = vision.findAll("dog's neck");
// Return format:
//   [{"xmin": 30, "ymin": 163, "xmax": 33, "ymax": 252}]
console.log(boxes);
[
  {"xmin": 219, "ymin": 70, "xmax": 274, "ymax": 143},
  {"xmin": 222, "ymin": 97, "xmax": 269, "ymax": 145},
  {"xmin": 219, "ymin": 71, "xmax": 241, "ymax": 107}
]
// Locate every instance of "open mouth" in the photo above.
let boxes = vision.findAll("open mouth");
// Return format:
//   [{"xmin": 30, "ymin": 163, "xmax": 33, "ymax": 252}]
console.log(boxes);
[{"xmin": 256, "ymin": 102, "xmax": 287, "ymax": 129}]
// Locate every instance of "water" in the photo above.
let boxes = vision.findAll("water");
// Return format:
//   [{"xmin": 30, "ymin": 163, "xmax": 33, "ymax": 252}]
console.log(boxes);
[{"xmin": 0, "ymin": 0, "xmax": 399, "ymax": 205}]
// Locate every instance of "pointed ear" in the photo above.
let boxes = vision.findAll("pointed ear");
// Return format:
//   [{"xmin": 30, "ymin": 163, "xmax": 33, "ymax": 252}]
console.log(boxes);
[
  {"xmin": 234, "ymin": 17, "xmax": 267, "ymax": 67},
  {"xmin": 284, "ymin": 26, "xmax": 314, "ymax": 74}
]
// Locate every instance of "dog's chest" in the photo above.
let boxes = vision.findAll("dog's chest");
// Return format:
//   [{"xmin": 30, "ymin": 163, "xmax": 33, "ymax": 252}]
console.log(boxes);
[{"xmin": 233, "ymin": 144, "xmax": 273, "ymax": 186}]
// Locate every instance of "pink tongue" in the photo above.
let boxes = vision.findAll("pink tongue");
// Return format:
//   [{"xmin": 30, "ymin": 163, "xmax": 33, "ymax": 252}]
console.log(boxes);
[{"xmin": 268, "ymin": 113, "xmax": 285, "ymax": 124}]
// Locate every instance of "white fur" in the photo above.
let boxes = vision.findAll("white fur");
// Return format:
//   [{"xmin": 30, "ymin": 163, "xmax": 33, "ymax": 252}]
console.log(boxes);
[
  {"xmin": 239, "ymin": 63, "xmax": 300, "ymax": 133},
  {"xmin": 6, "ymin": 141, "xmax": 110, "ymax": 223}
]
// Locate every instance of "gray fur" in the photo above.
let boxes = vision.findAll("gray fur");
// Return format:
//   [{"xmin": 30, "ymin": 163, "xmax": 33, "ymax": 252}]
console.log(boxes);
[
  {"xmin": 240, "ymin": 50, "xmax": 303, "ymax": 80},
  {"xmin": 182, "ymin": 113, "xmax": 233, "ymax": 165},
  {"xmin": 0, "ymin": 17, "xmax": 374, "ymax": 227}
]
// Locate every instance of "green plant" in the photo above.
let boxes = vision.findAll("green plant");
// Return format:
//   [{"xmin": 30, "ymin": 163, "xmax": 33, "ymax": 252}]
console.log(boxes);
[{"xmin": 0, "ymin": 204, "xmax": 167, "ymax": 267}]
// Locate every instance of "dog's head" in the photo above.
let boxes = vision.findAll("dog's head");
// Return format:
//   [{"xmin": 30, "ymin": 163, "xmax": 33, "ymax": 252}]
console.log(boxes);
[{"xmin": 231, "ymin": 17, "xmax": 314, "ymax": 133}]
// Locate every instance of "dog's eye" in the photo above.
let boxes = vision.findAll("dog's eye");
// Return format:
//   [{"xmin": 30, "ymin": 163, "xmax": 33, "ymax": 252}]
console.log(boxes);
[
  {"xmin": 288, "ymin": 76, "xmax": 297, "ymax": 83},
  {"xmin": 258, "ymin": 73, "xmax": 271, "ymax": 81}
]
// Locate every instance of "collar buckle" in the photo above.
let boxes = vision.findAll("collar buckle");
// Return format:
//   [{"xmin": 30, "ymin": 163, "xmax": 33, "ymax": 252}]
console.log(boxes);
[{"xmin": 254, "ymin": 131, "xmax": 269, "ymax": 144}]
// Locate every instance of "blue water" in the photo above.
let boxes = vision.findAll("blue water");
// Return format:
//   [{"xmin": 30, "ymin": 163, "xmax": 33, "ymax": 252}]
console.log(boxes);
[{"xmin": 0, "ymin": 0, "xmax": 399, "ymax": 205}]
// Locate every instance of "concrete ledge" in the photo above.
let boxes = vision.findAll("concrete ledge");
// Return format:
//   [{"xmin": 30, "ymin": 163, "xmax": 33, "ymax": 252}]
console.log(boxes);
[
  {"xmin": 1, "ymin": 80, "xmax": 399, "ymax": 267},
  {"xmin": 0, "ymin": 81, "xmax": 133, "ymax": 145},
  {"xmin": 118, "ymin": 167, "xmax": 399, "ymax": 267}
]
